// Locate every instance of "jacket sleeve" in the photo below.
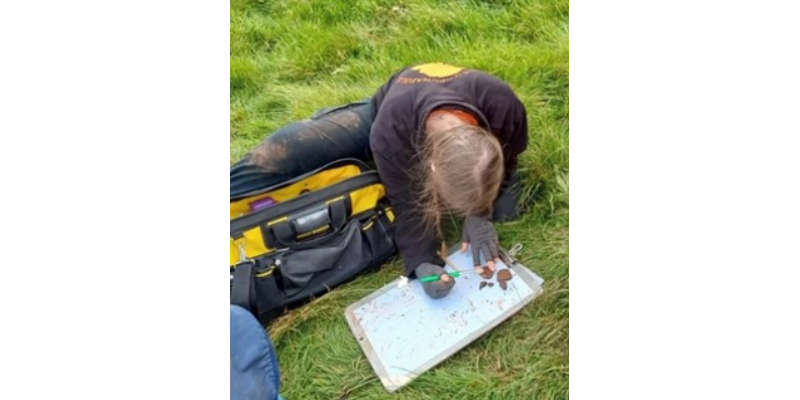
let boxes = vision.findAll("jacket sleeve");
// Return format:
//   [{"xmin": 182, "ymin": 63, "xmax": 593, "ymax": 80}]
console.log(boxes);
[
  {"xmin": 372, "ymin": 150, "xmax": 444, "ymax": 277},
  {"xmin": 502, "ymin": 100, "xmax": 528, "ymax": 181},
  {"xmin": 477, "ymin": 73, "xmax": 529, "ymax": 182}
]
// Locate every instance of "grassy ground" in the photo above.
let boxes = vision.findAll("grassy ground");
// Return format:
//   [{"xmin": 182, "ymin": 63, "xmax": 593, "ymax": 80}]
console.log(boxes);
[{"xmin": 231, "ymin": 0, "xmax": 568, "ymax": 398}]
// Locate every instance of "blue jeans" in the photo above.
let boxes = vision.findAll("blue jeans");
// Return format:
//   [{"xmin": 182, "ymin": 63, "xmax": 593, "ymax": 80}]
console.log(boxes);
[
  {"xmin": 230, "ymin": 305, "xmax": 282, "ymax": 400},
  {"xmin": 230, "ymin": 99, "xmax": 375, "ymax": 198}
]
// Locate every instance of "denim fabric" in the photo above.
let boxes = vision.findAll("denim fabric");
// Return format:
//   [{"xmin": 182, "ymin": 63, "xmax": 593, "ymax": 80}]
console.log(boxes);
[
  {"xmin": 231, "ymin": 305, "xmax": 281, "ymax": 400},
  {"xmin": 230, "ymin": 99, "xmax": 375, "ymax": 198}
]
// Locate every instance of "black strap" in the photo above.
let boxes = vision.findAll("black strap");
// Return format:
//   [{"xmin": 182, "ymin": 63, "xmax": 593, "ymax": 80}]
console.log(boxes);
[
  {"xmin": 231, "ymin": 263, "xmax": 254, "ymax": 311},
  {"xmin": 271, "ymin": 222, "xmax": 295, "ymax": 245},
  {"xmin": 329, "ymin": 198, "xmax": 347, "ymax": 230}
]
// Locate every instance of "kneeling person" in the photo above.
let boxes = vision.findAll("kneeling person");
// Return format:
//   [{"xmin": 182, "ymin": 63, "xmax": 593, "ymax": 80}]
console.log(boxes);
[{"xmin": 231, "ymin": 63, "xmax": 529, "ymax": 299}]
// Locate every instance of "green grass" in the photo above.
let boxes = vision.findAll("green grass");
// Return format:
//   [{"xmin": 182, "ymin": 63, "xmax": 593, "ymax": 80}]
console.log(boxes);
[{"xmin": 231, "ymin": 0, "xmax": 568, "ymax": 398}]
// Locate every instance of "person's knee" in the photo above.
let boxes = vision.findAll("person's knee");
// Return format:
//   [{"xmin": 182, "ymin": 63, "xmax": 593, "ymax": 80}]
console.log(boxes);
[
  {"xmin": 249, "ymin": 139, "xmax": 290, "ymax": 173},
  {"xmin": 248, "ymin": 121, "xmax": 321, "ymax": 176}
]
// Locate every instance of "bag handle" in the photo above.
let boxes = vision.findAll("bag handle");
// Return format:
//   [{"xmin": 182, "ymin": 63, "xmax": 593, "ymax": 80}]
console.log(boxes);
[{"xmin": 264, "ymin": 197, "xmax": 349, "ymax": 249}]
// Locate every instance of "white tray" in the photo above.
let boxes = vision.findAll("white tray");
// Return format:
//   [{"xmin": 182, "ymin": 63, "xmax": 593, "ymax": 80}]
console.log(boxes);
[{"xmin": 344, "ymin": 247, "xmax": 545, "ymax": 392}]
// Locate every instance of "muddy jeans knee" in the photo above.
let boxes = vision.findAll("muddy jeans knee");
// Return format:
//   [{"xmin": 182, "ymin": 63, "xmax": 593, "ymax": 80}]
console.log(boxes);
[{"xmin": 230, "ymin": 99, "xmax": 374, "ymax": 198}]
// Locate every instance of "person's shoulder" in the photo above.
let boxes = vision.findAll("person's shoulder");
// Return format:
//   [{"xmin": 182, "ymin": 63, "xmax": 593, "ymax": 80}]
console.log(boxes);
[
  {"xmin": 465, "ymin": 69, "xmax": 514, "ymax": 90},
  {"xmin": 369, "ymin": 97, "xmax": 413, "ymax": 150},
  {"xmin": 466, "ymin": 69, "xmax": 524, "ymax": 107},
  {"xmin": 383, "ymin": 63, "xmax": 505, "ymax": 86}
]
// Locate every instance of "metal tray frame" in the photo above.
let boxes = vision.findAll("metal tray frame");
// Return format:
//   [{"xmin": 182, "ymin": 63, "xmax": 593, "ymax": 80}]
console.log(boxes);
[{"xmin": 344, "ymin": 247, "xmax": 545, "ymax": 392}]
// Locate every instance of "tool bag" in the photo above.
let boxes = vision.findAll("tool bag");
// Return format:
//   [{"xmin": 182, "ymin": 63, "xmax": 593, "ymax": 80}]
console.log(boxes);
[{"xmin": 230, "ymin": 159, "xmax": 396, "ymax": 324}]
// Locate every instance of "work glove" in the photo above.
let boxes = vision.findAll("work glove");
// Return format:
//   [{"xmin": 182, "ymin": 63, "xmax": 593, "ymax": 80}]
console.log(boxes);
[
  {"xmin": 414, "ymin": 262, "xmax": 455, "ymax": 299},
  {"xmin": 461, "ymin": 215, "xmax": 500, "ymax": 270}
]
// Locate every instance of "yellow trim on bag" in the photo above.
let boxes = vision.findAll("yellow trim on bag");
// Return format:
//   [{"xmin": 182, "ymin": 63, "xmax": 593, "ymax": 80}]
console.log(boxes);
[
  {"xmin": 384, "ymin": 206, "xmax": 395, "ymax": 222},
  {"xmin": 349, "ymin": 184, "xmax": 385, "ymax": 215},
  {"xmin": 296, "ymin": 225, "xmax": 330, "ymax": 239},
  {"xmin": 230, "ymin": 164, "xmax": 362, "ymax": 219},
  {"xmin": 325, "ymin": 195, "xmax": 345, "ymax": 205},
  {"xmin": 230, "ymin": 165, "xmax": 393, "ymax": 266},
  {"xmin": 361, "ymin": 219, "xmax": 375, "ymax": 231},
  {"xmin": 267, "ymin": 216, "xmax": 289, "ymax": 226},
  {"xmin": 255, "ymin": 266, "xmax": 276, "ymax": 278}
]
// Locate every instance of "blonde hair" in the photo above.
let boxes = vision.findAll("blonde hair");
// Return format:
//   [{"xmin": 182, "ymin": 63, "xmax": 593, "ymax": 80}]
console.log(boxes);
[{"xmin": 417, "ymin": 124, "xmax": 505, "ymax": 234}]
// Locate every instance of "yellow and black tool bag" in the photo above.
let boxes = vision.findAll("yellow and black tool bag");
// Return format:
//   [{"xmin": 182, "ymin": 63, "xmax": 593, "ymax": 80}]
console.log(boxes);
[{"xmin": 230, "ymin": 159, "xmax": 396, "ymax": 324}]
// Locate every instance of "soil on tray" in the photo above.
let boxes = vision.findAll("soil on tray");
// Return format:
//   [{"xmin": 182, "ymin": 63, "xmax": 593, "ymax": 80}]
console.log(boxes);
[
  {"xmin": 479, "ymin": 281, "xmax": 488, "ymax": 290},
  {"xmin": 479, "ymin": 267, "xmax": 494, "ymax": 279},
  {"xmin": 496, "ymin": 269, "xmax": 512, "ymax": 282},
  {"xmin": 496, "ymin": 269, "xmax": 512, "ymax": 291}
]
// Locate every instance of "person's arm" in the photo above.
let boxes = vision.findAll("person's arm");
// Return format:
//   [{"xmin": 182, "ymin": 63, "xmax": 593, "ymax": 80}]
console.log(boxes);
[
  {"xmin": 372, "ymin": 150, "xmax": 444, "ymax": 277},
  {"xmin": 491, "ymin": 91, "xmax": 529, "ymax": 184},
  {"xmin": 475, "ymin": 73, "xmax": 529, "ymax": 182},
  {"xmin": 503, "ymin": 100, "xmax": 528, "ymax": 179},
  {"xmin": 461, "ymin": 77, "xmax": 530, "ymax": 266},
  {"xmin": 489, "ymin": 98, "xmax": 528, "ymax": 222}
]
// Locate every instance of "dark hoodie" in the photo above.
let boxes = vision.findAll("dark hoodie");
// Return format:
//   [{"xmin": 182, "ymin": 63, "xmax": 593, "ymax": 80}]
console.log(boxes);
[{"xmin": 369, "ymin": 64, "xmax": 529, "ymax": 276}]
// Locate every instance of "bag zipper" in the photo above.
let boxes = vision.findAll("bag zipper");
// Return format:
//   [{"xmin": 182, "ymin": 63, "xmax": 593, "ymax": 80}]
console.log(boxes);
[
  {"xmin": 230, "ymin": 171, "xmax": 381, "ymax": 238},
  {"xmin": 230, "ymin": 158, "xmax": 370, "ymax": 201}
]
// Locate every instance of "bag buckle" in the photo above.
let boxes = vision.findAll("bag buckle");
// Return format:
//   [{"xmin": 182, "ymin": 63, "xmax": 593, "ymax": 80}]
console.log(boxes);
[{"xmin": 236, "ymin": 240, "xmax": 254, "ymax": 265}]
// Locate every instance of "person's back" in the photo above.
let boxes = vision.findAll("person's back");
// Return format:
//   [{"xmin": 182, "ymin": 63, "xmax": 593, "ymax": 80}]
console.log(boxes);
[
  {"xmin": 369, "ymin": 63, "xmax": 528, "ymax": 279},
  {"xmin": 230, "ymin": 63, "xmax": 530, "ymax": 299}
]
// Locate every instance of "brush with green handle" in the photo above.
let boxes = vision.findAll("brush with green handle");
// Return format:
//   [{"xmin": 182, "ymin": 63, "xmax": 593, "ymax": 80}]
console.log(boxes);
[
  {"xmin": 419, "ymin": 271, "xmax": 461, "ymax": 282},
  {"xmin": 419, "ymin": 242, "xmax": 484, "ymax": 282},
  {"xmin": 419, "ymin": 268, "xmax": 483, "ymax": 282}
]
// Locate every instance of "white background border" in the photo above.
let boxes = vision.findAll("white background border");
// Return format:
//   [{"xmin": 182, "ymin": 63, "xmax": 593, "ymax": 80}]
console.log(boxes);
[
  {"xmin": 571, "ymin": 1, "xmax": 800, "ymax": 398},
  {"xmin": 1, "ymin": 0, "xmax": 799, "ymax": 398},
  {"xmin": 1, "ymin": 1, "xmax": 229, "ymax": 398}
]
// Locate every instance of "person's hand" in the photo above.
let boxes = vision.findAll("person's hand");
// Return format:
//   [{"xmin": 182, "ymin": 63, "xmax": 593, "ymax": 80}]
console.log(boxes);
[
  {"xmin": 460, "ymin": 215, "xmax": 500, "ymax": 271},
  {"xmin": 415, "ymin": 262, "xmax": 455, "ymax": 299}
]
